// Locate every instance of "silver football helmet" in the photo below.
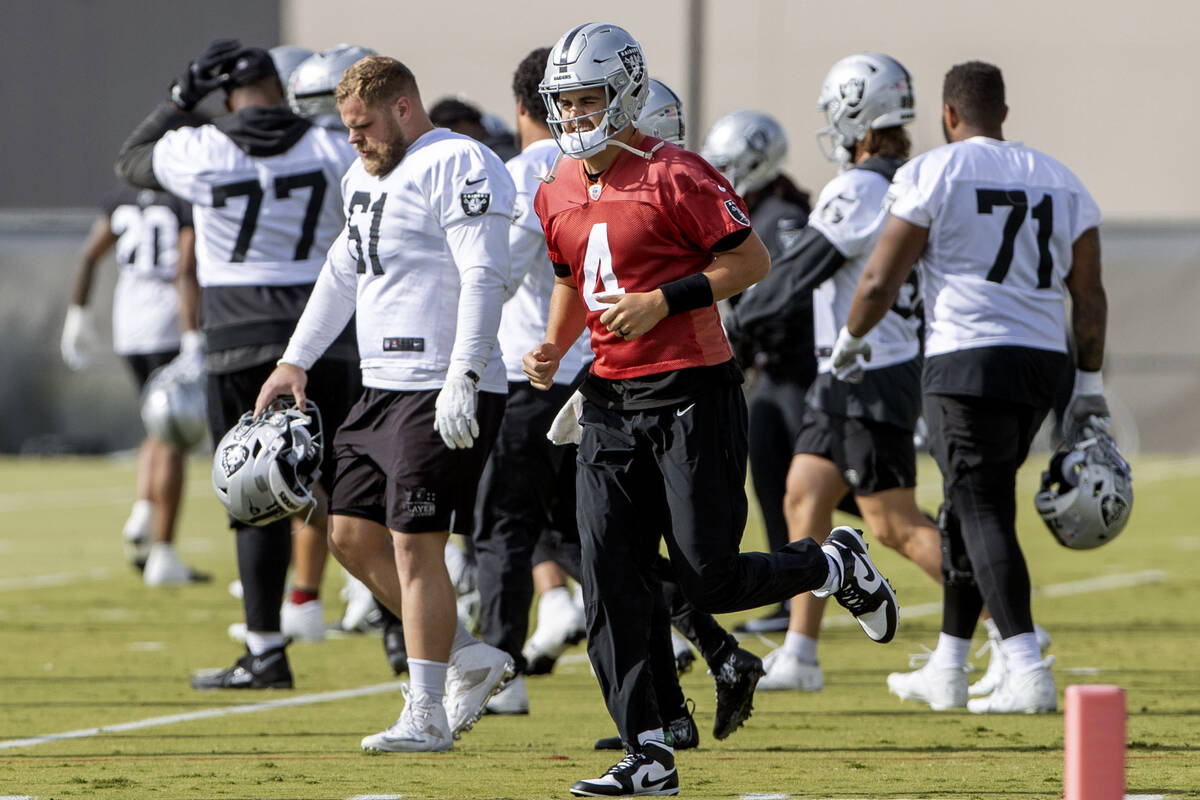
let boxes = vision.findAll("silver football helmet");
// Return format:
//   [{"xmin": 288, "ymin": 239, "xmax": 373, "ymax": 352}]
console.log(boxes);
[
  {"xmin": 540, "ymin": 23, "xmax": 649, "ymax": 159},
  {"xmin": 700, "ymin": 110, "xmax": 787, "ymax": 196},
  {"xmin": 141, "ymin": 365, "xmax": 207, "ymax": 452},
  {"xmin": 816, "ymin": 52, "xmax": 916, "ymax": 163},
  {"xmin": 212, "ymin": 398, "xmax": 323, "ymax": 526},
  {"xmin": 288, "ymin": 44, "xmax": 377, "ymax": 122},
  {"xmin": 269, "ymin": 45, "xmax": 314, "ymax": 87},
  {"xmin": 636, "ymin": 78, "xmax": 684, "ymax": 144},
  {"xmin": 1034, "ymin": 416, "xmax": 1133, "ymax": 550}
]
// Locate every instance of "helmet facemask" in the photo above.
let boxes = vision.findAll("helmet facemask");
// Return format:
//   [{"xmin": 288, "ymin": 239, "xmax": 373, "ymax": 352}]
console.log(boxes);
[
  {"xmin": 1034, "ymin": 416, "xmax": 1133, "ymax": 550},
  {"xmin": 814, "ymin": 52, "xmax": 916, "ymax": 164}
]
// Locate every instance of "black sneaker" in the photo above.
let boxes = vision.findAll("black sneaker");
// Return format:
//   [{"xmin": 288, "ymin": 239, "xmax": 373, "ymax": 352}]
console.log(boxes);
[
  {"xmin": 819, "ymin": 526, "xmax": 898, "ymax": 644},
  {"xmin": 383, "ymin": 616, "xmax": 408, "ymax": 675},
  {"xmin": 571, "ymin": 741, "xmax": 679, "ymax": 797},
  {"xmin": 594, "ymin": 701, "xmax": 698, "ymax": 751},
  {"xmin": 190, "ymin": 645, "xmax": 293, "ymax": 690},
  {"xmin": 733, "ymin": 602, "xmax": 790, "ymax": 633},
  {"xmin": 710, "ymin": 647, "xmax": 764, "ymax": 740}
]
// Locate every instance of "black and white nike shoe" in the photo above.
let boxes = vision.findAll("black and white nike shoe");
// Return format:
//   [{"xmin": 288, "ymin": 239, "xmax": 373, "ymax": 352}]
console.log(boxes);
[
  {"xmin": 817, "ymin": 526, "xmax": 899, "ymax": 644},
  {"xmin": 571, "ymin": 741, "xmax": 679, "ymax": 797},
  {"xmin": 594, "ymin": 701, "xmax": 698, "ymax": 751},
  {"xmin": 190, "ymin": 645, "xmax": 293, "ymax": 690}
]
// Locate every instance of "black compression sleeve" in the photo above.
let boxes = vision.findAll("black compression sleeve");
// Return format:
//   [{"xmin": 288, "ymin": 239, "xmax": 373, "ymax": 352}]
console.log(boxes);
[{"xmin": 659, "ymin": 273, "xmax": 714, "ymax": 315}]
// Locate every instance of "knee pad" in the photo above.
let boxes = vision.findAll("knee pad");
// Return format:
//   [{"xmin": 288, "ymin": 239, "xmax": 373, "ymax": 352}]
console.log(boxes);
[{"xmin": 938, "ymin": 503, "xmax": 975, "ymax": 590}]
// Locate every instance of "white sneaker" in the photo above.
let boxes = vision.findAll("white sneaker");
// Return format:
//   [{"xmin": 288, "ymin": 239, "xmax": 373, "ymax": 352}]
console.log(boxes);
[
  {"xmin": 484, "ymin": 674, "xmax": 529, "ymax": 715},
  {"xmin": 143, "ymin": 544, "xmax": 194, "ymax": 587},
  {"xmin": 887, "ymin": 658, "xmax": 968, "ymax": 710},
  {"xmin": 338, "ymin": 573, "xmax": 379, "ymax": 633},
  {"xmin": 444, "ymin": 641, "xmax": 515, "ymax": 738},
  {"xmin": 281, "ymin": 600, "xmax": 325, "ymax": 642},
  {"xmin": 361, "ymin": 686, "xmax": 453, "ymax": 752},
  {"xmin": 968, "ymin": 656, "xmax": 1056, "ymax": 714},
  {"xmin": 522, "ymin": 587, "xmax": 586, "ymax": 674},
  {"xmin": 123, "ymin": 499, "xmax": 154, "ymax": 569},
  {"xmin": 670, "ymin": 631, "xmax": 696, "ymax": 675},
  {"xmin": 969, "ymin": 624, "xmax": 1053, "ymax": 697},
  {"xmin": 758, "ymin": 649, "xmax": 823, "ymax": 692}
]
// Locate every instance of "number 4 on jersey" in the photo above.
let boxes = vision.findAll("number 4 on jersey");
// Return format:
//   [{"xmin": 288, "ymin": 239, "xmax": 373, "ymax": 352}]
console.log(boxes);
[{"xmin": 582, "ymin": 222, "xmax": 625, "ymax": 310}]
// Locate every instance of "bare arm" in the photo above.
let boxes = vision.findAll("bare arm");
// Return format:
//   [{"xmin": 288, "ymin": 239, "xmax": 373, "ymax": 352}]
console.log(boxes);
[
  {"xmin": 69, "ymin": 216, "xmax": 119, "ymax": 307},
  {"xmin": 174, "ymin": 226, "xmax": 199, "ymax": 333},
  {"xmin": 845, "ymin": 214, "xmax": 928, "ymax": 337},
  {"xmin": 1064, "ymin": 227, "xmax": 1106, "ymax": 372},
  {"xmin": 524, "ymin": 274, "xmax": 588, "ymax": 390}
]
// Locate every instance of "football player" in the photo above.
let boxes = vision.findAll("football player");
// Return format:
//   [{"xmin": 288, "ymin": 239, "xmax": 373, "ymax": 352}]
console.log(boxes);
[
  {"xmin": 833, "ymin": 61, "xmax": 1108, "ymax": 713},
  {"xmin": 523, "ymin": 24, "xmax": 898, "ymax": 797},
  {"xmin": 429, "ymin": 96, "xmax": 520, "ymax": 161},
  {"xmin": 116, "ymin": 39, "xmax": 362, "ymax": 688},
  {"xmin": 61, "ymin": 181, "xmax": 207, "ymax": 587},
  {"xmin": 254, "ymin": 55, "xmax": 517, "ymax": 752}
]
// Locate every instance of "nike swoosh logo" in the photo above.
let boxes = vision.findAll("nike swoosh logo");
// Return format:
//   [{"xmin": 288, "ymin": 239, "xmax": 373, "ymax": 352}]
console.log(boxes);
[
  {"xmin": 636, "ymin": 770, "xmax": 674, "ymax": 791},
  {"xmin": 251, "ymin": 653, "xmax": 282, "ymax": 672},
  {"xmin": 675, "ymin": 403, "xmax": 695, "ymax": 417},
  {"xmin": 854, "ymin": 555, "xmax": 882, "ymax": 591},
  {"xmin": 465, "ymin": 177, "xmax": 485, "ymax": 186}
]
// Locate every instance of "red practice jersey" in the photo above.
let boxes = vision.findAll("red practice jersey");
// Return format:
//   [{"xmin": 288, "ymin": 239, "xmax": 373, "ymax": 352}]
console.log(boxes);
[{"xmin": 535, "ymin": 138, "xmax": 753, "ymax": 379}]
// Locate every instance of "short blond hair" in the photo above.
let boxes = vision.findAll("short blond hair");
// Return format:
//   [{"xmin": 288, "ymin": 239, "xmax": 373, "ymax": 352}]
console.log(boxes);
[{"xmin": 336, "ymin": 56, "xmax": 419, "ymax": 107}]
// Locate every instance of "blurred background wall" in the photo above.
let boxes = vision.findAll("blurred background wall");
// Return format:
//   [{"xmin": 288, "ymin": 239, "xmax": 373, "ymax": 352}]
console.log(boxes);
[{"xmin": 1, "ymin": 0, "xmax": 1196, "ymax": 453}]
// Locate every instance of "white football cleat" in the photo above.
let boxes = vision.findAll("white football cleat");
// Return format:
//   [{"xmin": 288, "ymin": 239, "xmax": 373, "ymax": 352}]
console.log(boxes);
[
  {"xmin": 444, "ymin": 641, "xmax": 515, "ymax": 738},
  {"xmin": 143, "ymin": 543, "xmax": 207, "ymax": 587},
  {"xmin": 757, "ymin": 649, "xmax": 823, "ymax": 692},
  {"xmin": 887, "ymin": 658, "xmax": 968, "ymax": 710},
  {"xmin": 361, "ymin": 686, "xmax": 453, "ymax": 752},
  {"xmin": 281, "ymin": 599, "xmax": 326, "ymax": 642},
  {"xmin": 337, "ymin": 572, "xmax": 379, "ymax": 633},
  {"xmin": 122, "ymin": 499, "xmax": 154, "ymax": 569},
  {"xmin": 968, "ymin": 656, "xmax": 1057, "ymax": 714},
  {"xmin": 522, "ymin": 586, "xmax": 586, "ymax": 674},
  {"xmin": 485, "ymin": 674, "xmax": 529, "ymax": 715},
  {"xmin": 969, "ymin": 624, "xmax": 1052, "ymax": 697}
]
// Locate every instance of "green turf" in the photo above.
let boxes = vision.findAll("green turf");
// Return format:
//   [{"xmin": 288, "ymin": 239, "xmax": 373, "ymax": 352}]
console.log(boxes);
[{"xmin": 0, "ymin": 454, "xmax": 1197, "ymax": 799}]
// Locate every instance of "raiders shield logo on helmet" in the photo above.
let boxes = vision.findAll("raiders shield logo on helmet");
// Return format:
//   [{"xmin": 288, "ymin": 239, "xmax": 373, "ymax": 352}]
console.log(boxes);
[
  {"xmin": 220, "ymin": 444, "xmax": 249, "ymax": 479},
  {"xmin": 840, "ymin": 77, "xmax": 866, "ymax": 108},
  {"xmin": 618, "ymin": 45, "xmax": 644, "ymax": 83},
  {"xmin": 724, "ymin": 199, "xmax": 750, "ymax": 227},
  {"xmin": 460, "ymin": 191, "xmax": 491, "ymax": 217}
]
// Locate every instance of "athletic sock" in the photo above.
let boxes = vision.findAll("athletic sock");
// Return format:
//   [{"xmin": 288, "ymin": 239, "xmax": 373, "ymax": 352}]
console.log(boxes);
[
  {"xmin": 450, "ymin": 617, "xmax": 477, "ymax": 653},
  {"xmin": 289, "ymin": 588, "xmax": 319, "ymax": 605},
  {"xmin": 813, "ymin": 551, "xmax": 842, "ymax": 596},
  {"xmin": 782, "ymin": 632, "xmax": 818, "ymax": 664},
  {"xmin": 409, "ymin": 658, "xmax": 448, "ymax": 703},
  {"xmin": 636, "ymin": 728, "xmax": 667, "ymax": 749},
  {"xmin": 982, "ymin": 617, "xmax": 1001, "ymax": 640},
  {"xmin": 245, "ymin": 631, "xmax": 285, "ymax": 656},
  {"xmin": 928, "ymin": 632, "xmax": 972, "ymax": 669},
  {"xmin": 999, "ymin": 632, "xmax": 1043, "ymax": 673}
]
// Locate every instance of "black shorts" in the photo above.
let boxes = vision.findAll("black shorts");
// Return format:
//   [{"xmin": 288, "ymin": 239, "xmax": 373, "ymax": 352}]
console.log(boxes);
[
  {"xmin": 331, "ymin": 387, "xmax": 505, "ymax": 534},
  {"xmin": 792, "ymin": 406, "xmax": 916, "ymax": 495},
  {"xmin": 125, "ymin": 350, "xmax": 178, "ymax": 389}
]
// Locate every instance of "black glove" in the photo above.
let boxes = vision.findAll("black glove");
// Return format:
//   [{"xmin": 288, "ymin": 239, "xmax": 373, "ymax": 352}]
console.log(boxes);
[{"xmin": 169, "ymin": 38, "xmax": 243, "ymax": 111}]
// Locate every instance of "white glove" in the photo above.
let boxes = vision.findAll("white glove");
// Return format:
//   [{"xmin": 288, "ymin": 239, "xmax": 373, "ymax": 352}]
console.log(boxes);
[
  {"xmin": 547, "ymin": 389, "xmax": 584, "ymax": 446},
  {"xmin": 61, "ymin": 305, "xmax": 95, "ymax": 371},
  {"xmin": 167, "ymin": 330, "xmax": 207, "ymax": 382},
  {"xmin": 434, "ymin": 365, "xmax": 480, "ymax": 449},
  {"xmin": 1062, "ymin": 370, "xmax": 1110, "ymax": 436},
  {"xmin": 830, "ymin": 326, "xmax": 871, "ymax": 383}
]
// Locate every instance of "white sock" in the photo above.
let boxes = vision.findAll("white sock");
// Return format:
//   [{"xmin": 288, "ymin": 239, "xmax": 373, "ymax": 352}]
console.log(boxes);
[
  {"xmin": 813, "ymin": 551, "xmax": 841, "ymax": 596},
  {"xmin": 540, "ymin": 585, "xmax": 571, "ymax": 612},
  {"xmin": 928, "ymin": 633, "xmax": 971, "ymax": 669},
  {"xmin": 637, "ymin": 728, "xmax": 668, "ymax": 749},
  {"xmin": 409, "ymin": 658, "xmax": 448, "ymax": 702},
  {"xmin": 450, "ymin": 617, "xmax": 477, "ymax": 653},
  {"xmin": 999, "ymin": 632, "xmax": 1043, "ymax": 673},
  {"xmin": 982, "ymin": 617, "xmax": 1001, "ymax": 640},
  {"xmin": 782, "ymin": 632, "xmax": 818, "ymax": 664},
  {"xmin": 245, "ymin": 631, "xmax": 285, "ymax": 655},
  {"xmin": 123, "ymin": 499, "xmax": 154, "ymax": 539}
]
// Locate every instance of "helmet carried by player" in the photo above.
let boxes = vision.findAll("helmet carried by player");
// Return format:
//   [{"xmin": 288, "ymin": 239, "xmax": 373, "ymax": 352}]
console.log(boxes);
[
  {"xmin": 540, "ymin": 22, "xmax": 650, "ymax": 159},
  {"xmin": 141, "ymin": 365, "xmax": 207, "ymax": 452},
  {"xmin": 700, "ymin": 110, "xmax": 787, "ymax": 196},
  {"xmin": 288, "ymin": 44, "xmax": 378, "ymax": 121},
  {"xmin": 211, "ymin": 398, "xmax": 323, "ymax": 526},
  {"xmin": 1034, "ymin": 416, "xmax": 1133, "ymax": 550},
  {"xmin": 269, "ymin": 45, "xmax": 315, "ymax": 87},
  {"xmin": 636, "ymin": 78, "xmax": 684, "ymax": 145},
  {"xmin": 816, "ymin": 52, "xmax": 916, "ymax": 163}
]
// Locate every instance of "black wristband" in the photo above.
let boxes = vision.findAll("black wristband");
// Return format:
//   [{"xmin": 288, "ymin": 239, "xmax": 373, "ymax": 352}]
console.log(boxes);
[{"xmin": 659, "ymin": 273, "xmax": 714, "ymax": 316}]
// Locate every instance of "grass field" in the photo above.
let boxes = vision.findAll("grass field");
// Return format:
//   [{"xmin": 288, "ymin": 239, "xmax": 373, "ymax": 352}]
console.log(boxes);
[{"xmin": 0, "ymin": 453, "xmax": 1197, "ymax": 799}]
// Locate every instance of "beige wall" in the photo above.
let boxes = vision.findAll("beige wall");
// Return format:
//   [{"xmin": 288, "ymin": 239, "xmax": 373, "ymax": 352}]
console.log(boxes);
[{"xmin": 283, "ymin": 0, "xmax": 1198, "ymax": 221}]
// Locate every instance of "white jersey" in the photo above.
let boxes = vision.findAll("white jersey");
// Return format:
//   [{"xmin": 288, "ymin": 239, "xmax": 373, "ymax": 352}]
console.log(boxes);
[
  {"xmin": 152, "ymin": 123, "xmax": 355, "ymax": 288},
  {"xmin": 889, "ymin": 137, "xmax": 1101, "ymax": 357},
  {"xmin": 807, "ymin": 166, "xmax": 920, "ymax": 372},
  {"xmin": 105, "ymin": 186, "xmax": 190, "ymax": 355},
  {"xmin": 283, "ymin": 127, "xmax": 516, "ymax": 393},
  {"xmin": 500, "ymin": 138, "xmax": 591, "ymax": 383}
]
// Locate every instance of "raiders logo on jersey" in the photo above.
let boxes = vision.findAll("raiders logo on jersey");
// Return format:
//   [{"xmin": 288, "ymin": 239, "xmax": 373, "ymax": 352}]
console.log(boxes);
[
  {"xmin": 461, "ymin": 191, "xmax": 491, "ymax": 217},
  {"xmin": 724, "ymin": 199, "xmax": 750, "ymax": 227}
]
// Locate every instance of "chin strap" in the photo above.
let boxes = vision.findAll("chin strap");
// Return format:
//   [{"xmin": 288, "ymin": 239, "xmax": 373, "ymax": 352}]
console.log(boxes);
[{"xmin": 539, "ymin": 138, "xmax": 666, "ymax": 184}]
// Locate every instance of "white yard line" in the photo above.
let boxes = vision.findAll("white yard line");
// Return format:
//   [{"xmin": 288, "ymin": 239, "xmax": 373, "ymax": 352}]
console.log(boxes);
[
  {"xmin": 0, "ymin": 482, "xmax": 213, "ymax": 514},
  {"xmin": 0, "ymin": 681, "xmax": 404, "ymax": 751},
  {"xmin": 0, "ymin": 569, "xmax": 111, "ymax": 592}
]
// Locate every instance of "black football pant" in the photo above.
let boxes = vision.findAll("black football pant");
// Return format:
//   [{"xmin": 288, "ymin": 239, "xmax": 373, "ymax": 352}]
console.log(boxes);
[
  {"xmin": 576, "ymin": 383, "xmax": 830, "ymax": 743},
  {"xmin": 207, "ymin": 356, "xmax": 360, "ymax": 635},
  {"xmin": 923, "ymin": 393, "xmax": 1049, "ymax": 641}
]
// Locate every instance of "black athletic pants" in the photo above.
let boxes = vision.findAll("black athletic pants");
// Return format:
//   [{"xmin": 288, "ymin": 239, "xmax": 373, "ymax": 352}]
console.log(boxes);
[
  {"xmin": 747, "ymin": 370, "xmax": 809, "ymax": 552},
  {"xmin": 576, "ymin": 382, "xmax": 830, "ymax": 742},
  {"xmin": 923, "ymin": 393, "xmax": 1049, "ymax": 640},
  {"xmin": 207, "ymin": 357, "xmax": 360, "ymax": 634}
]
